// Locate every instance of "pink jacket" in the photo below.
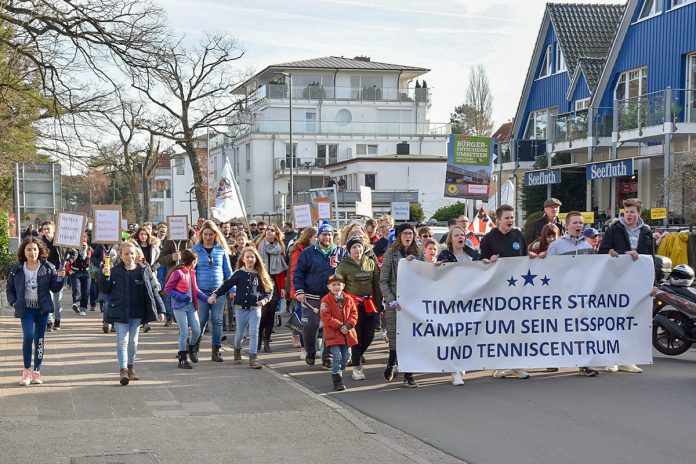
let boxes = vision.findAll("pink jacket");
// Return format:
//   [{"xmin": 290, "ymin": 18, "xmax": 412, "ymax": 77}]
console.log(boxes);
[{"xmin": 164, "ymin": 267, "xmax": 207, "ymax": 311}]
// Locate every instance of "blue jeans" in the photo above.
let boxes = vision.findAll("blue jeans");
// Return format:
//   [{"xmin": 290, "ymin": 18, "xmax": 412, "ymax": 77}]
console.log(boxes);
[
  {"xmin": 198, "ymin": 292, "xmax": 225, "ymax": 347},
  {"xmin": 51, "ymin": 289, "xmax": 63, "ymax": 321},
  {"xmin": 234, "ymin": 307, "xmax": 261, "ymax": 355},
  {"xmin": 329, "ymin": 345, "xmax": 350, "ymax": 375},
  {"xmin": 114, "ymin": 318, "xmax": 142, "ymax": 369},
  {"xmin": 21, "ymin": 308, "xmax": 49, "ymax": 370},
  {"xmin": 70, "ymin": 270, "xmax": 90, "ymax": 309},
  {"xmin": 163, "ymin": 293, "xmax": 173, "ymax": 320},
  {"xmin": 173, "ymin": 303, "xmax": 201, "ymax": 351}
]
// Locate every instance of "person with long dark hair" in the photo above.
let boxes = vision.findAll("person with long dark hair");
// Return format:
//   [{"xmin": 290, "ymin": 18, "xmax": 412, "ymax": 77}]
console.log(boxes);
[
  {"xmin": 256, "ymin": 224, "xmax": 287, "ymax": 353},
  {"xmin": 7, "ymin": 237, "xmax": 65, "ymax": 386},
  {"xmin": 287, "ymin": 227, "xmax": 317, "ymax": 357},
  {"xmin": 379, "ymin": 223, "xmax": 422, "ymax": 387},
  {"xmin": 528, "ymin": 223, "xmax": 560, "ymax": 257}
]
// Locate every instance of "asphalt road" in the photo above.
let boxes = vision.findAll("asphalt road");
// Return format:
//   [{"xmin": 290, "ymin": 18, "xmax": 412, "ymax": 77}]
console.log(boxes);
[{"xmin": 264, "ymin": 330, "xmax": 696, "ymax": 464}]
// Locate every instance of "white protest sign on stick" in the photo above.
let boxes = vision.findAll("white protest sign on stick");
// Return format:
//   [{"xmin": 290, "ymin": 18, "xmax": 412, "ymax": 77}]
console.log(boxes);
[
  {"xmin": 121, "ymin": 219, "xmax": 128, "ymax": 232},
  {"xmin": 316, "ymin": 200, "xmax": 331, "ymax": 219},
  {"xmin": 396, "ymin": 256, "xmax": 653, "ymax": 373},
  {"xmin": 54, "ymin": 212, "xmax": 87, "ymax": 248},
  {"xmin": 167, "ymin": 215, "xmax": 190, "ymax": 241},
  {"xmin": 92, "ymin": 205, "xmax": 122, "ymax": 244},
  {"xmin": 292, "ymin": 204, "xmax": 313, "ymax": 229}
]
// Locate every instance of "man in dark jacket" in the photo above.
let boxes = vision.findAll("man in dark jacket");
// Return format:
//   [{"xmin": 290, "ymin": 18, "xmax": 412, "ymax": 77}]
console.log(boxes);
[
  {"xmin": 525, "ymin": 198, "xmax": 565, "ymax": 245},
  {"xmin": 598, "ymin": 197, "xmax": 653, "ymax": 374},
  {"xmin": 293, "ymin": 220, "xmax": 346, "ymax": 368}
]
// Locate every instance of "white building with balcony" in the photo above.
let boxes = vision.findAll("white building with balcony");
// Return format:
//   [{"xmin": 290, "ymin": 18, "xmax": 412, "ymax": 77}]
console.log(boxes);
[{"xmin": 228, "ymin": 56, "xmax": 450, "ymax": 220}]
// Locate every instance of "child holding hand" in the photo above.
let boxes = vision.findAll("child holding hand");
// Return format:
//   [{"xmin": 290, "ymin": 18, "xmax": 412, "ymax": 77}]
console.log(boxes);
[{"xmin": 320, "ymin": 274, "xmax": 358, "ymax": 391}]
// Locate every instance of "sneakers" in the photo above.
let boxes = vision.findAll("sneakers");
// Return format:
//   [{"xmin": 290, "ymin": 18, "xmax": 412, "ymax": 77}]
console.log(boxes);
[
  {"xmin": 164, "ymin": 319, "xmax": 172, "ymax": 327},
  {"xmin": 143, "ymin": 323, "xmax": 151, "ymax": 333},
  {"xmin": 46, "ymin": 321, "xmax": 54, "ymax": 332},
  {"xmin": 451, "ymin": 371, "xmax": 464, "ymax": 386},
  {"xmin": 90, "ymin": 306, "xmax": 96, "ymax": 312},
  {"xmin": 352, "ymin": 366, "xmax": 366, "ymax": 381},
  {"xmin": 332, "ymin": 373, "xmax": 346, "ymax": 391},
  {"xmin": 380, "ymin": 329, "xmax": 389, "ymax": 343},
  {"xmin": 299, "ymin": 351, "xmax": 307, "ymax": 361},
  {"xmin": 102, "ymin": 322, "xmax": 110, "ymax": 334},
  {"xmin": 403, "ymin": 374, "xmax": 418, "ymax": 388},
  {"xmin": 493, "ymin": 369, "xmax": 530, "ymax": 379},
  {"xmin": 19, "ymin": 368, "xmax": 32, "ymax": 386},
  {"xmin": 383, "ymin": 365, "xmax": 395, "ymax": 382},
  {"xmin": 31, "ymin": 371, "xmax": 43, "ymax": 384},
  {"xmin": 579, "ymin": 367, "xmax": 599, "ymax": 377},
  {"xmin": 618, "ymin": 364, "xmax": 643, "ymax": 373},
  {"xmin": 71, "ymin": 304, "xmax": 79, "ymax": 314},
  {"xmin": 321, "ymin": 359, "xmax": 332, "ymax": 370},
  {"xmin": 54, "ymin": 320, "xmax": 61, "ymax": 331},
  {"xmin": 605, "ymin": 365, "xmax": 619, "ymax": 372},
  {"xmin": 79, "ymin": 309, "xmax": 87, "ymax": 316}
]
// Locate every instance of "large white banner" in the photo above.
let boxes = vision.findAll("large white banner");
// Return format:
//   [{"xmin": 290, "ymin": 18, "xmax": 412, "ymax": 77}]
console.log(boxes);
[{"xmin": 396, "ymin": 256, "xmax": 654, "ymax": 373}]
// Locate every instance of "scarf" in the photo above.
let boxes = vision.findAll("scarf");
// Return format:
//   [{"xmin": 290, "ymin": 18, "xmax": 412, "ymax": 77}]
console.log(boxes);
[{"xmin": 258, "ymin": 239, "xmax": 288, "ymax": 275}]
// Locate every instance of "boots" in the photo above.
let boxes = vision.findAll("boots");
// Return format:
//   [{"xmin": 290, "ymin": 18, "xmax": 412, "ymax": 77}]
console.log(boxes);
[
  {"xmin": 119, "ymin": 368, "xmax": 129, "ymax": 386},
  {"xmin": 188, "ymin": 342, "xmax": 199, "ymax": 364},
  {"xmin": 178, "ymin": 351, "xmax": 193, "ymax": 369},
  {"xmin": 127, "ymin": 365, "xmax": 140, "ymax": 381},
  {"xmin": 234, "ymin": 348, "xmax": 242, "ymax": 364},
  {"xmin": 257, "ymin": 333, "xmax": 263, "ymax": 352},
  {"xmin": 332, "ymin": 373, "xmax": 346, "ymax": 391},
  {"xmin": 249, "ymin": 354, "xmax": 262, "ymax": 369},
  {"xmin": 211, "ymin": 345, "xmax": 223, "ymax": 362},
  {"xmin": 263, "ymin": 339, "xmax": 273, "ymax": 353}
]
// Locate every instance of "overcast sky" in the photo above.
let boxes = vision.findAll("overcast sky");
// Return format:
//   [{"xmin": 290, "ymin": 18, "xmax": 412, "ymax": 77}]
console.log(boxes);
[{"xmin": 158, "ymin": 0, "xmax": 623, "ymax": 129}]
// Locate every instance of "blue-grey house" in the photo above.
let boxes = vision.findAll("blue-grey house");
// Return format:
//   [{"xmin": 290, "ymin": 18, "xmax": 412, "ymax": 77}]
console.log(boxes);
[{"xmin": 511, "ymin": 0, "xmax": 696, "ymax": 219}]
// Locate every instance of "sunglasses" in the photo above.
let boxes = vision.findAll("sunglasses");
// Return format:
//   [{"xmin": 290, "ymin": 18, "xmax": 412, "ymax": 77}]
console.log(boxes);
[
  {"xmin": 258, "ymin": 228, "xmax": 267, "ymax": 232},
  {"xmin": 421, "ymin": 234, "xmax": 433, "ymax": 238}
]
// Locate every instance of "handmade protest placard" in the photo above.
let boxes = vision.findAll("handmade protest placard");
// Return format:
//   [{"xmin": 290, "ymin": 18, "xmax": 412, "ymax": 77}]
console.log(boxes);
[
  {"xmin": 396, "ymin": 256, "xmax": 653, "ymax": 372},
  {"xmin": 167, "ymin": 215, "xmax": 189, "ymax": 241},
  {"xmin": 54, "ymin": 212, "xmax": 87, "ymax": 248},
  {"xmin": 292, "ymin": 204, "xmax": 313, "ymax": 229},
  {"xmin": 92, "ymin": 205, "xmax": 122, "ymax": 244}
]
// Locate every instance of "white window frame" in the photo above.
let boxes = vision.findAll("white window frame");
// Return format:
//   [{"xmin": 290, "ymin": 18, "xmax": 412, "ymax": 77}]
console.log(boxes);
[
  {"xmin": 614, "ymin": 67, "xmax": 648, "ymax": 102},
  {"xmin": 637, "ymin": 0, "xmax": 662, "ymax": 21},
  {"xmin": 670, "ymin": 0, "xmax": 695, "ymax": 10},
  {"xmin": 687, "ymin": 53, "xmax": 696, "ymax": 122},
  {"xmin": 538, "ymin": 44, "xmax": 553, "ymax": 78},
  {"xmin": 523, "ymin": 107, "xmax": 557, "ymax": 140},
  {"xmin": 356, "ymin": 144, "xmax": 378, "ymax": 156},
  {"xmin": 555, "ymin": 44, "xmax": 566, "ymax": 73},
  {"xmin": 575, "ymin": 98, "xmax": 591, "ymax": 111}
]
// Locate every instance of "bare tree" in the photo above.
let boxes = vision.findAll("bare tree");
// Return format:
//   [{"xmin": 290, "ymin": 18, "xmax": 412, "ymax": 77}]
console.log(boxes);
[
  {"xmin": 130, "ymin": 32, "xmax": 245, "ymax": 218},
  {"xmin": 450, "ymin": 64, "xmax": 494, "ymax": 136}
]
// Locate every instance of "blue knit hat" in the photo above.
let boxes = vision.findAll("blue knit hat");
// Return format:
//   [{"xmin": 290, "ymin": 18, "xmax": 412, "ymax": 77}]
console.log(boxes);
[{"xmin": 317, "ymin": 220, "xmax": 334, "ymax": 236}]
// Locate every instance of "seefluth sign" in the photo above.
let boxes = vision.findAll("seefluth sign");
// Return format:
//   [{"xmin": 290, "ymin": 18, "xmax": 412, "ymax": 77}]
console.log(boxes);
[{"xmin": 586, "ymin": 159, "xmax": 633, "ymax": 180}]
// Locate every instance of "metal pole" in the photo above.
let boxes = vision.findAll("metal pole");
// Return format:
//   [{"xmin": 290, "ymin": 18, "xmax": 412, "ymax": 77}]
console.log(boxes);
[
  {"xmin": 289, "ymin": 73, "xmax": 294, "ymax": 206},
  {"xmin": 206, "ymin": 128, "xmax": 211, "ymax": 217},
  {"xmin": 15, "ymin": 162, "xmax": 21, "ymax": 237},
  {"xmin": 496, "ymin": 142, "xmax": 502, "ymax": 209}
]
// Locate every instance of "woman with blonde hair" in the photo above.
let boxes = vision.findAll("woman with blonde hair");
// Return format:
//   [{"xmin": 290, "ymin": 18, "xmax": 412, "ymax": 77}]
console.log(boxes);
[
  {"xmin": 191, "ymin": 220, "xmax": 233, "ymax": 362},
  {"xmin": 256, "ymin": 223, "xmax": 287, "ymax": 353},
  {"xmin": 209, "ymin": 246, "xmax": 274, "ymax": 368}
]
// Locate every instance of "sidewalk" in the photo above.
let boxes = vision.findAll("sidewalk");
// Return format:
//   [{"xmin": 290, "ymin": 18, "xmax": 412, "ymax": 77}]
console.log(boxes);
[{"xmin": 0, "ymin": 308, "xmax": 460, "ymax": 464}]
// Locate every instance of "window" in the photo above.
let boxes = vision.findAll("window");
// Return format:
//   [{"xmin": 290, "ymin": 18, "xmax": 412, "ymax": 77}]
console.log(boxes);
[
  {"xmin": 365, "ymin": 174, "xmax": 376, "ymax": 190},
  {"xmin": 285, "ymin": 142, "xmax": 297, "ymax": 168},
  {"xmin": 350, "ymin": 75, "xmax": 383, "ymax": 100},
  {"xmin": 556, "ymin": 44, "xmax": 566, "ymax": 73},
  {"xmin": 671, "ymin": 0, "xmax": 695, "ymax": 8},
  {"xmin": 172, "ymin": 156, "xmax": 184, "ymax": 176},
  {"xmin": 245, "ymin": 180, "xmax": 251, "ymax": 207},
  {"xmin": 356, "ymin": 144, "xmax": 378, "ymax": 156},
  {"xmin": 306, "ymin": 111, "xmax": 316, "ymax": 133},
  {"xmin": 523, "ymin": 107, "xmax": 557, "ymax": 140},
  {"xmin": 539, "ymin": 44, "xmax": 553, "ymax": 78},
  {"xmin": 615, "ymin": 67, "xmax": 648, "ymax": 101},
  {"xmin": 336, "ymin": 109, "xmax": 352, "ymax": 126},
  {"xmin": 317, "ymin": 144, "xmax": 338, "ymax": 166},
  {"xmin": 575, "ymin": 98, "xmax": 591, "ymax": 111},
  {"xmin": 245, "ymin": 143, "xmax": 251, "ymax": 171},
  {"xmin": 639, "ymin": 0, "xmax": 661, "ymax": 19},
  {"xmin": 687, "ymin": 53, "xmax": 696, "ymax": 122}
]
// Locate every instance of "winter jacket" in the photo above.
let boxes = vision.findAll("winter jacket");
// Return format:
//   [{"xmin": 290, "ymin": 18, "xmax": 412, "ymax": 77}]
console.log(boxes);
[
  {"xmin": 192, "ymin": 241, "xmax": 233, "ymax": 292},
  {"xmin": 436, "ymin": 247, "xmax": 481, "ymax": 263},
  {"xmin": 7, "ymin": 260, "xmax": 63, "ymax": 318},
  {"xmin": 657, "ymin": 233, "xmax": 689, "ymax": 267},
  {"xmin": 335, "ymin": 254, "xmax": 383, "ymax": 311},
  {"xmin": 99, "ymin": 262, "xmax": 165, "ymax": 324},
  {"xmin": 65, "ymin": 245, "xmax": 92, "ymax": 271},
  {"xmin": 598, "ymin": 219, "xmax": 654, "ymax": 256},
  {"xmin": 320, "ymin": 292, "xmax": 358, "ymax": 348},
  {"xmin": 546, "ymin": 233, "xmax": 596, "ymax": 256},
  {"xmin": 164, "ymin": 267, "xmax": 207, "ymax": 311},
  {"xmin": 42, "ymin": 237, "xmax": 62, "ymax": 267},
  {"xmin": 286, "ymin": 243, "xmax": 306, "ymax": 300},
  {"xmin": 525, "ymin": 214, "xmax": 565, "ymax": 245},
  {"xmin": 293, "ymin": 242, "xmax": 346, "ymax": 298},
  {"xmin": 158, "ymin": 239, "xmax": 196, "ymax": 267},
  {"xmin": 213, "ymin": 268, "xmax": 273, "ymax": 309},
  {"xmin": 134, "ymin": 240, "xmax": 161, "ymax": 271}
]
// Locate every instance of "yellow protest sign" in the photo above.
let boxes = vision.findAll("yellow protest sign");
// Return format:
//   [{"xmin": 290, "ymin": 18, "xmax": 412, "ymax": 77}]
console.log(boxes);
[{"xmin": 651, "ymin": 208, "xmax": 667, "ymax": 220}]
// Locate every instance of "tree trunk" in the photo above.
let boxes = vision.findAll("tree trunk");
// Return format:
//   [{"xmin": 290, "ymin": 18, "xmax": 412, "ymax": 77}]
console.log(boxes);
[{"xmin": 185, "ymin": 144, "xmax": 208, "ymax": 220}]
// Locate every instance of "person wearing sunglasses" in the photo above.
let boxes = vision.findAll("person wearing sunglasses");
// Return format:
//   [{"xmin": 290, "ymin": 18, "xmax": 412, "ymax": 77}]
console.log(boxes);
[{"xmin": 416, "ymin": 226, "xmax": 434, "ymax": 250}]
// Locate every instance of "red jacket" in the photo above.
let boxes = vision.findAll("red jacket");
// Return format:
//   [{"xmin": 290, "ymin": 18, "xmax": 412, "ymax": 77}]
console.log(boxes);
[
  {"xmin": 320, "ymin": 292, "xmax": 358, "ymax": 348},
  {"xmin": 287, "ymin": 243, "xmax": 306, "ymax": 300}
]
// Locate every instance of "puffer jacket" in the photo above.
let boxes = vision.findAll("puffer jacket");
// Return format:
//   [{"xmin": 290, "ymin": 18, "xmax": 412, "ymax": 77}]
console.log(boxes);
[
  {"xmin": 192, "ymin": 241, "xmax": 233, "ymax": 293},
  {"xmin": 335, "ymin": 254, "xmax": 383, "ymax": 311},
  {"xmin": 320, "ymin": 292, "xmax": 358, "ymax": 348},
  {"xmin": 99, "ymin": 262, "xmax": 165, "ymax": 324},
  {"xmin": 164, "ymin": 267, "xmax": 208, "ymax": 311},
  {"xmin": 293, "ymin": 242, "xmax": 346, "ymax": 298},
  {"xmin": 7, "ymin": 260, "xmax": 63, "ymax": 318}
]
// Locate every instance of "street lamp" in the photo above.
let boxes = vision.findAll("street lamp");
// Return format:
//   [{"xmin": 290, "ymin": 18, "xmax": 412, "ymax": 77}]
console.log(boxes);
[
  {"xmin": 188, "ymin": 186, "xmax": 196, "ymax": 224},
  {"xmin": 278, "ymin": 72, "xmax": 294, "ymax": 206}
]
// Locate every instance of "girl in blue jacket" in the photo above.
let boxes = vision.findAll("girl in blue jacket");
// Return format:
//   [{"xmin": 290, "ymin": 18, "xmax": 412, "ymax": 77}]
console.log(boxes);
[{"xmin": 7, "ymin": 237, "xmax": 65, "ymax": 386}]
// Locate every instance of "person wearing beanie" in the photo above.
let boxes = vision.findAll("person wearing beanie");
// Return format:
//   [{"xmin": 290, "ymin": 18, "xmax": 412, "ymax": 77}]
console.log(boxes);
[
  {"xmin": 379, "ymin": 222, "xmax": 422, "ymax": 387},
  {"xmin": 293, "ymin": 221, "xmax": 346, "ymax": 369},
  {"xmin": 320, "ymin": 274, "xmax": 358, "ymax": 391},
  {"xmin": 336, "ymin": 234, "xmax": 382, "ymax": 381}
]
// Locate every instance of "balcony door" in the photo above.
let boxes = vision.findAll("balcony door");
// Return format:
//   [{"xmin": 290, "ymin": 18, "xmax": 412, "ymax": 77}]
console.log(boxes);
[{"xmin": 688, "ymin": 53, "xmax": 696, "ymax": 123}]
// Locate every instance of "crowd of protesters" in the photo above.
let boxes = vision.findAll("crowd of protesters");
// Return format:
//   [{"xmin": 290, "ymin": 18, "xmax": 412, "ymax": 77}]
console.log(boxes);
[{"xmin": 8, "ymin": 197, "xmax": 655, "ymax": 390}]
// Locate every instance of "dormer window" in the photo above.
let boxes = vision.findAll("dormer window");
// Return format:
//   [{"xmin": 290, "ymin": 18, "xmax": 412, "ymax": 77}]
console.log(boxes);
[
  {"xmin": 539, "ymin": 44, "xmax": 553, "ymax": 78},
  {"xmin": 639, "ymin": 0, "xmax": 661, "ymax": 19},
  {"xmin": 556, "ymin": 44, "xmax": 566, "ymax": 73}
]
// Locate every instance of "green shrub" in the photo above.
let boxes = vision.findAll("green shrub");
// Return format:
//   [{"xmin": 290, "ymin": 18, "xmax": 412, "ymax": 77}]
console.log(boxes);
[
  {"xmin": 431, "ymin": 202, "xmax": 467, "ymax": 222},
  {"xmin": 523, "ymin": 211, "xmax": 544, "ymax": 236}
]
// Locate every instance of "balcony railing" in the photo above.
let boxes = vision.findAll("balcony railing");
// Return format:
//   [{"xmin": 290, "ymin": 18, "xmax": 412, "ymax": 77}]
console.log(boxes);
[
  {"xmin": 274, "ymin": 157, "xmax": 336, "ymax": 175},
  {"xmin": 549, "ymin": 107, "xmax": 613, "ymax": 144},
  {"xmin": 152, "ymin": 189, "xmax": 171, "ymax": 199},
  {"xmin": 617, "ymin": 88, "xmax": 696, "ymax": 132},
  {"xmin": 251, "ymin": 84, "xmax": 431, "ymax": 105},
  {"xmin": 240, "ymin": 120, "xmax": 450, "ymax": 137},
  {"xmin": 292, "ymin": 190, "xmax": 419, "ymax": 205}
]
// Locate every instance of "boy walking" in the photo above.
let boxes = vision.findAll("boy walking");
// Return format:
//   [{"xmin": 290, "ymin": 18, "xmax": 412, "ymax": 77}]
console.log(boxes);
[{"xmin": 320, "ymin": 274, "xmax": 358, "ymax": 392}]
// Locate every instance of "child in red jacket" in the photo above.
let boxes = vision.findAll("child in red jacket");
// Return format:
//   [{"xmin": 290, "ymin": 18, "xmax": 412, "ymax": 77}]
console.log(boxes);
[{"xmin": 320, "ymin": 274, "xmax": 358, "ymax": 391}]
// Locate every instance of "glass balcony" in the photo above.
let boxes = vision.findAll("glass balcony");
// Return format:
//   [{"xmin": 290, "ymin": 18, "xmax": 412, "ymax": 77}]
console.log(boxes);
[
  {"xmin": 249, "ymin": 84, "xmax": 431, "ymax": 105},
  {"xmin": 274, "ymin": 157, "xmax": 335, "ymax": 175},
  {"xmin": 549, "ymin": 107, "xmax": 613, "ymax": 144},
  {"xmin": 617, "ymin": 89, "xmax": 696, "ymax": 132},
  {"xmin": 241, "ymin": 120, "xmax": 450, "ymax": 137}
]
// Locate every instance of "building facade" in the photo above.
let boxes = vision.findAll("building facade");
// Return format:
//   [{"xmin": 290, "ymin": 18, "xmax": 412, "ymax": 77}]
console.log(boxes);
[{"xmin": 511, "ymin": 0, "xmax": 696, "ymax": 222}]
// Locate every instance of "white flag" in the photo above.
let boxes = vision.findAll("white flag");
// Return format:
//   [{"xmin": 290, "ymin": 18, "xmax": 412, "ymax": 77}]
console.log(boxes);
[{"xmin": 211, "ymin": 158, "xmax": 246, "ymax": 222}]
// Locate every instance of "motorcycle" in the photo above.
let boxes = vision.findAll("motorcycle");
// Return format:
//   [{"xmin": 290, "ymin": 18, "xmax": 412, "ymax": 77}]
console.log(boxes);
[{"xmin": 652, "ymin": 257, "xmax": 696, "ymax": 356}]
